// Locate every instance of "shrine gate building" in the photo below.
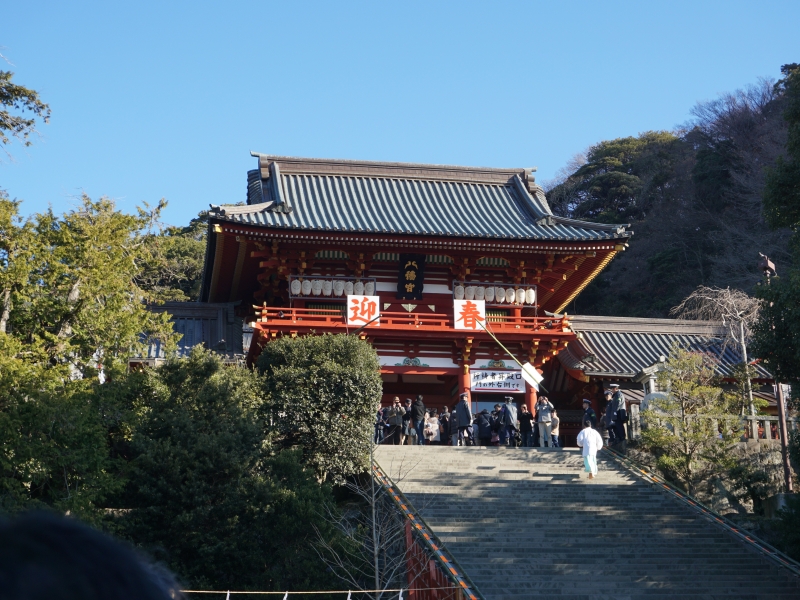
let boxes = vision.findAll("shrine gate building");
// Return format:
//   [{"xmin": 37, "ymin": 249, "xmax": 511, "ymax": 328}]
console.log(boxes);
[{"xmin": 200, "ymin": 154, "xmax": 632, "ymax": 414}]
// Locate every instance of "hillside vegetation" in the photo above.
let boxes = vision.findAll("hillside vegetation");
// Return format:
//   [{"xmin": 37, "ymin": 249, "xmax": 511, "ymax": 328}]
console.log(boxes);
[{"xmin": 546, "ymin": 75, "xmax": 794, "ymax": 317}]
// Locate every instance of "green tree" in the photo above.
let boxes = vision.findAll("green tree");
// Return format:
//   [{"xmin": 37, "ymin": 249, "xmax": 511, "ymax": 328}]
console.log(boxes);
[
  {"xmin": 0, "ymin": 335, "xmax": 118, "ymax": 523},
  {"xmin": 547, "ymin": 131, "xmax": 680, "ymax": 223},
  {"xmin": 257, "ymin": 334, "xmax": 382, "ymax": 484},
  {"xmin": 137, "ymin": 211, "xmax": 208, "ymax": 301},
  {"xmin": 115, "ymin": 349, "xmax": 342, "ymax": 591},
  {"xmin": 0, "ymin": 69, "xmax": 50, "ymax": 158},
  {"xmin": 763, "ymin": 64, "xmax": 800, "ymax": 242},
  {"xmin": 754, "ymin": 63, "xmax": 800, "ymax": 466},
  {"xmin": 3, "ymin": 195, "xmax": 175, "ymax": 373},
  {"xmin": 640, "ymin": 347, "xmax": 741, "ymax": 497},
  {"xmin": 1, "ymin": 196, "xmax": 176, "ymax": 520}
]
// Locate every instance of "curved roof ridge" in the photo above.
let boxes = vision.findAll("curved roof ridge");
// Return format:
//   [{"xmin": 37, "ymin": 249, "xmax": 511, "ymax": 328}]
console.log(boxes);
[{"xmin": 250, "ymin": 151, "xmax": 526, "ymax": 175}]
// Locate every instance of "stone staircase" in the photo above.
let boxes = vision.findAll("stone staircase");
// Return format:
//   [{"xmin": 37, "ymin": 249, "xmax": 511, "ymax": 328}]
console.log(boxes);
[{"xmin": 374, "ymin": 445, "xmax": 800, "ymax": 600}]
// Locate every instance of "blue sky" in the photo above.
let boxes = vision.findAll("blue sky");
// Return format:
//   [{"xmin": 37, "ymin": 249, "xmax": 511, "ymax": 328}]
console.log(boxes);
[{"xmin": 2, "ymin": 1, "xmax": 798, "ymax": 226}]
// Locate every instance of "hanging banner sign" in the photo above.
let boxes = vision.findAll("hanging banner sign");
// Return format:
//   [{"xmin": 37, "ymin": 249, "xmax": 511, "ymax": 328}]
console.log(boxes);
[
  {"xmin": 520, "ymin": 362, "xmax": 544, "ymax": 392},
  {"xmin": 397, "ymin": 253, "xmax": 426, "ymax": 300},
  {"xmin": 470, "ymin": 369, "xmax": 524, "ymax": 393},
  {"xmin": 347, "ymin": 295, "xmax": 381, "ymax": 326},
  {"xmin": 453, "ymin": 299, "xmax": 486, "ymax": 330}
]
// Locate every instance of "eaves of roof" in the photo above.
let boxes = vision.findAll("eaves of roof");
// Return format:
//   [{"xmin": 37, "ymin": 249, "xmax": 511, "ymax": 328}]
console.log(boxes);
[{"xmin": 208, "ymin": 154, "xmax": 633, "ymax": 244}]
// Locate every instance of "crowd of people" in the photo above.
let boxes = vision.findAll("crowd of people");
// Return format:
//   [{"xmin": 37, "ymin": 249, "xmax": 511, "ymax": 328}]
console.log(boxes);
[{"xmin": 373, "ymin": 385, "xmax": 628, "ymax": 451}]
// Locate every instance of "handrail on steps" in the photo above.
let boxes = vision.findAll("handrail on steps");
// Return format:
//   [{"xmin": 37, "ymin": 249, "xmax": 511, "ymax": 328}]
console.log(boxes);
[
  {"xmin": 371, "ymin": 461, "xmax": 486, "ymax": 600},
  {"xmin": 602, "ymin": 445, "xmax": 800, "ymax": 579}
]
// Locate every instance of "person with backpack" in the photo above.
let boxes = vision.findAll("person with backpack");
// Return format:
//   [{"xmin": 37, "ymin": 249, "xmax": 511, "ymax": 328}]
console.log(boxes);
[
  {"xmin": 500, "ymin": 396, "xmax": 518, "ymax": 446},
  {"xmin": 489, "ymin": 404, "xmax": 503, "ymax": 445},
  {"xmin": 474, "ymin": 408, "xmax": 492, "ymax": 446}
]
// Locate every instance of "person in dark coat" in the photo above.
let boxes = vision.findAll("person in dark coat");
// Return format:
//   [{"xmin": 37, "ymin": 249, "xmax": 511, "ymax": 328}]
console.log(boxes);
[
  {"xmin": 439, "ymin": 408, "xmax": 450, "ymax": 444},
  {"xmin": 582, "ymin": 398, "xmax": 598, "ymax": 429},
  {"xmin": 475, "ymin": 408, "xmax": 492, "ymax": 446},
  {"xmin": 455, "ymin": 392, "xmax": 474, "ymax": 446},
  {"xmin": 518, "ymin": 404, "xmax": 535, "ymax": 447},
  {"xmin": 604, "ymin": 390, "xmax": 616, "ymax": 445},
  {"xmin": 610, "ymin": 383, "xmax": 628, "ymax": 444},
  {"xmin": 401, "ymin": 398, "xmax": 413, "ymax": 445},
  {"xmin": 489, "ymin": 404, "xmax": 503, "ymax": 445},
  {"xmin": 500, "ymin": 396, "xmax": 518, "ymax": 446},
  {"xmin": 411, "ymin": 395, "xmax": 426, "ymax": 445},
  {"xmin": 386, "ymin": 396, "xmax": 405, "ymax": 445},
  {"xmin": 448, "ymin": 405, "xmax": 460, "ymax": 445}
]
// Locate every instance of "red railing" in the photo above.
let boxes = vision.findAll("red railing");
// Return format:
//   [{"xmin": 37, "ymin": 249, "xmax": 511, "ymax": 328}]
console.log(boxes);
[{"xmin": 254, "ymin": 307, "xmax": 571, "ymax": 334}]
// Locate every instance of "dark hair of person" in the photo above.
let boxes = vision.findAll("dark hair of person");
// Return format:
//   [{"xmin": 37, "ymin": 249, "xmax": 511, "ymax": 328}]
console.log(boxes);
[
  {"xmin": 583, "ymin": 419, "xmax": 593, "ymax": 428},
  {"xmin": 0, "ymin": 511, "xmax": 182, "ymax": 600}
]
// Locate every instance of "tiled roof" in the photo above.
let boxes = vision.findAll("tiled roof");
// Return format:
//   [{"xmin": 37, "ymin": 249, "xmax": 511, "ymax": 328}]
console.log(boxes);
[
  {"xmin": 560, "ymin": 315, "xmax": 772, "ymax": 379},
  {"xmin": 208, "ymin": 154, "xmax": 630, "ymax": 242}
]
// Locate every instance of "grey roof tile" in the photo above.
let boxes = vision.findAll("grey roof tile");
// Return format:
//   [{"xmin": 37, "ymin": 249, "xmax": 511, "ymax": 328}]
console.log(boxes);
[{"xmin": 215, "ymin": 160, "xmax": 631, "ymax": 242}]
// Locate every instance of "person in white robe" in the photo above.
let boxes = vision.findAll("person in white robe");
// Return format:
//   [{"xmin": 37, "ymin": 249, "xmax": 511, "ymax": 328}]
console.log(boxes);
[{"xmin": 576, "ymin": 418, "xmax": 604, "ymax": 479}]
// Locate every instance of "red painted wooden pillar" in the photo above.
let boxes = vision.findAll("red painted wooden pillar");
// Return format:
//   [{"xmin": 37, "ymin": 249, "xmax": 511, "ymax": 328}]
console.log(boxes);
[
  {"xmin": 525, "ymin": 380, "xmax": 537, "ymax": 409},
  {"xmin": 459, "ymin": 364, "xmax": 470, "ymax": 396}
]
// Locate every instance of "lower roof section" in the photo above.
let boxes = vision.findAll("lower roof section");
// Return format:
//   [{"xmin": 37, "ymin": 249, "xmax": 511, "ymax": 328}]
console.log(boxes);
[{"xmin": 559, "ymin": 315, "xmax": 771, "ymax": 380}]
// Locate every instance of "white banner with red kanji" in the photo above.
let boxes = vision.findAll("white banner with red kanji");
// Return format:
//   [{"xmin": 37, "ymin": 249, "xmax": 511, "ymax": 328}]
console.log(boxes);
[
  {"xmin": 453, "ymin": 299, "xmax": 486, "ymax": 330},
  {"xmin": 347, "ymin": 295, "xmax": 381, "ymax": 327}
]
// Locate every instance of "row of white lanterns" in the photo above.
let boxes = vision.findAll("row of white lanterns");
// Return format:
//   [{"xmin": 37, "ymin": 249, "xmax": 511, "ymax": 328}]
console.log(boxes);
[
  {"xmin": 454, "ymin": 285, "xmax": 536, "ymax": 305},
  {"xmin": 290, "ymin": 278, "xmax": 375, "ymax": 297}
]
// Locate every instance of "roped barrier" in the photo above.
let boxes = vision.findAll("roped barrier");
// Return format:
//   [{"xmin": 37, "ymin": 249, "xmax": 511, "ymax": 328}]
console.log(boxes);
[
  {"xmin": 602, "ymin": 445, "xmax": 800, "ymax": 579},
  {"xmin": 371, "ymin": 463, "xmax": 485, "ymax": 600}
]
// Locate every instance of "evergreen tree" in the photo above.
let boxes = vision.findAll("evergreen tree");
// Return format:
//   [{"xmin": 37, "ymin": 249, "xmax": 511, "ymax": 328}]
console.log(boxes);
[
  {"xmin": 640, "ymin": 347, "xmax": 741, "ymax": 497},
  {"xmin": 257, "ymin": 334, "xmax": 382, "ymax": 484}
]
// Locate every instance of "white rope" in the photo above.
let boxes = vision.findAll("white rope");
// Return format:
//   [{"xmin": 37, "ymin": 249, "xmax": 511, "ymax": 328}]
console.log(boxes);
[{"xmin": 181, "ymin": 585, "xmax": 454, "ymax": 595}]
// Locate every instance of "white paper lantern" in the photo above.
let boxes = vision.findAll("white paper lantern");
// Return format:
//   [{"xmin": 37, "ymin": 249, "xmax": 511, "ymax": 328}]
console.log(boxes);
[
  {"xmin": 322, "ymin": 280, "xmax": 333, "ymax": 296},
  {"xmin": 344, "ymin": 281, "xmax": 354, "ymax": 295},
  {"xmin": 454, "ymin": 285, "xmax": 465, "ymax": 300},
  {"xmin": 495, "ymin": 287, "xmax": 505, "ymax": 303},
  {"xmin": 475, "ymin": 286, "xmax": 485, "ymax": 300},
  {"xmin": 525, "ymin": 288, "xmax": 536, "ymax": 304},
  {"xmin": 465, "ymin": 286, "xmax": 476, "ymax": 300},
  {"xmin": 515, "ymin": 288, "xmax": 525, "ymax": 304},
  {"xmin": 290, "ymin": 279, "xmax": 302, "ymax": 296},
  {"xmin": 354, "ymin": 281, "xmax": 364, "ymax": 295},
  {"xmin": 365, "ymin": 281, "xmax": 375, "ymax": 296},
  {"xmin": 312, "ymin": 280, "xmax": 323, "ymax": 296},
  {"xmin": 484, "ymin": 286, "xmax": 495, "ymax": 302},
  {"xmin": 333, "ymin": 280, "xmax": 345, "ymax": 296},
  {"xmin": 301, "ymin": 280, "xmax": 312, "ymax": 296},
  {"xmin": 506, "ymin": 289, "xmax": 516, "ymax": 303}
]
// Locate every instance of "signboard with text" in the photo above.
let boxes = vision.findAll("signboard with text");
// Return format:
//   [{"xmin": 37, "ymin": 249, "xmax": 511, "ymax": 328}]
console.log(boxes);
[
  {"xmin": 347, "ymin": 295, "xmax": 381, "ymax": 327},
  {"xmin": 470, "ymin": 369, "xmax": 524, "ymax": 393},
  {"xmin": 453, "ymin": 299, "xmax": 486, "ymax": 331}
]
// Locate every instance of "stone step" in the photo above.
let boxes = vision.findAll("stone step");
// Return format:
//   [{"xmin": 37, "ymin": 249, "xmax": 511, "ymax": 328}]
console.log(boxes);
[{"xmin": 375, "ymin": 446, "xmax": 800, "ymax": 598}]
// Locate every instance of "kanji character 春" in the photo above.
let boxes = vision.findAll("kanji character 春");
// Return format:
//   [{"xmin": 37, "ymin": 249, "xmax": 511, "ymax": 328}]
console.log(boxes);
[{"xmin": 456, "ymin": 300, "xmax": 485, "ymax": 330}]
